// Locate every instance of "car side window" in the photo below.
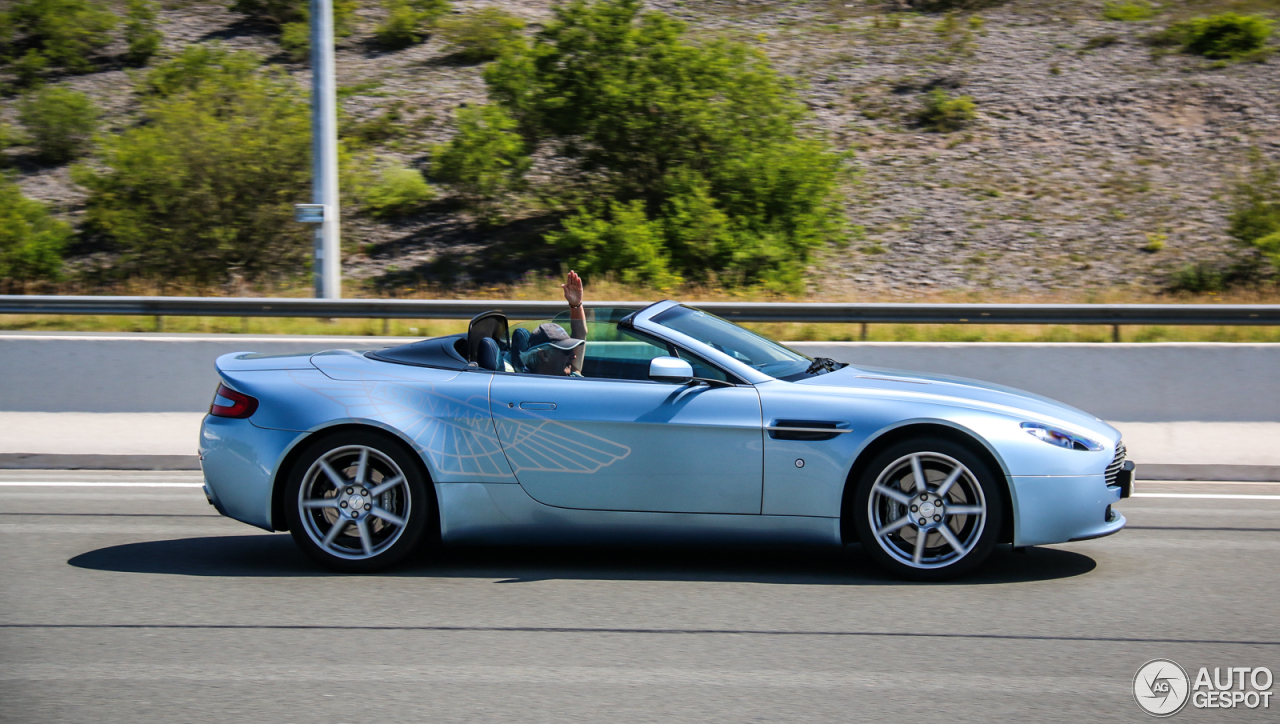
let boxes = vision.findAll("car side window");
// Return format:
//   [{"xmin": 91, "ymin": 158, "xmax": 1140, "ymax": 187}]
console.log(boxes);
[{"xmin": 579, "ymin": 327, "xmax": 673, "ymax": 381}]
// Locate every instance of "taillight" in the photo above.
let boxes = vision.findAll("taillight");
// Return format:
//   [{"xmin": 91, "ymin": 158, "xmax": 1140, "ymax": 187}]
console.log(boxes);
[{"xmin": 210, "ymin": 383, "xmax": 259, "ymax": 419}]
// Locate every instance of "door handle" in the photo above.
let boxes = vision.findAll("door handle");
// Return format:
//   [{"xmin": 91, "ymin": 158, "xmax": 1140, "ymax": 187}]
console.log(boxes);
[{"xmin": 519, "ymin": 402, "xmax": 557, "ymax": 411}]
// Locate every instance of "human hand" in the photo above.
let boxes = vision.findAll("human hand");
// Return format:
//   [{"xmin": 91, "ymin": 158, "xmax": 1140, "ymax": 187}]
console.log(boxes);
[{"xmin": 562, "ymin": 270, "xmax": 583, "ymax": 309}]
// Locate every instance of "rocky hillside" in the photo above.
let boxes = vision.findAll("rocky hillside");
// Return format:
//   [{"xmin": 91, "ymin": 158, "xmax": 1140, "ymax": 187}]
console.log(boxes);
[{"xmin": 4, "ymin": 0, "xmax": 1279, "ymax": 297}]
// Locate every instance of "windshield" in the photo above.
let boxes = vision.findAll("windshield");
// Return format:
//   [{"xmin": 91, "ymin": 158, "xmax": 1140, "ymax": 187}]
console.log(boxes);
[{"xmin": 651, "ymin": 305, "xmax": 811, "ymax": 379}]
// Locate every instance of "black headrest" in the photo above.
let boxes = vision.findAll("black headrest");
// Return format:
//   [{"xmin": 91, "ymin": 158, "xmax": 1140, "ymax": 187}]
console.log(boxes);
[
  {"xmin": 477, "ymin": 337, "xmax": 502, "ymax": 371},
  {"xmin": 466, "ymin": 311, "xmax": 508, "ymax": 363}
]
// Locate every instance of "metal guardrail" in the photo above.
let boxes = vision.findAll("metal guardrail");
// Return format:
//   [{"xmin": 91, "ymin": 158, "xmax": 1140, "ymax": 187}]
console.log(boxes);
[{"xmin": 1, "ymin": 295, "xmax": 1279, "ymax": 326}]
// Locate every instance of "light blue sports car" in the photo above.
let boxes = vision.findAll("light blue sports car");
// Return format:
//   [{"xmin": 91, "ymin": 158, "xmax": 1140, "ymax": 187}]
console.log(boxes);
[{"xmin": 200, "ymin": 300, "xmax": 1133, "ymax": 580}]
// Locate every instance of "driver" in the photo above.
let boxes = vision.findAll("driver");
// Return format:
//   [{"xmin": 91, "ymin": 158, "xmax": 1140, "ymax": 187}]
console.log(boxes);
[{"xmin": 522, "ymin": 271, "xmax": 588, "ymax": 377}]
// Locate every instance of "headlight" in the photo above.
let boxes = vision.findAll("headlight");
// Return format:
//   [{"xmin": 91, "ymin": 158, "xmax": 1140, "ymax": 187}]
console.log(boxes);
[{"xmin": 1020, "ymin": 422, "xmax": 1103, "ymax": 451}]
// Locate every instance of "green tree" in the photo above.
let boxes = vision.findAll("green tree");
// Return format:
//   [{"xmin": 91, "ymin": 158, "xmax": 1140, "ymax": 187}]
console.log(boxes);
[
  {"xmin": 73, "ymin": 49, "xmax": 312, "ymax": 284},
  {"xmin": 431, "ymin": 104, "xmax": 530, "ymax": 216},
  {"xmin": 124, "ymin": 0, "xmax": 163, "ymax": 67},
  {"xmin": 0, "ymin": 175, "xmax": 70, "ymax": 287},
  {"xmin": 374, "ymin": 0, "xmax": 451, "ymax": 50},
  {"xmin": 4, "ymin": 0, "xmax": 118, "ymax": 75},
  {"xmin": 479, "ymin": 0, "xmax": 843, "ymax": 290},
  {"xmin": 437, "ymin": 8, "xmax": 525, "ymax": 62},
  {"xmin": 18, "ymin": 85, "xmax": 98, "ymax": 163}
]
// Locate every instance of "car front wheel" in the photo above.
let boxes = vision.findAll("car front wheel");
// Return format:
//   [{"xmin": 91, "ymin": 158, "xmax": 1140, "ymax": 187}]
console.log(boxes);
[
  {"xmin": 285, "ymin": 431, "xmax": 430, "ymax": 573},
  {"xmin": 853, "ymin": 437, "xmax": 1003, "ymax": 581}
]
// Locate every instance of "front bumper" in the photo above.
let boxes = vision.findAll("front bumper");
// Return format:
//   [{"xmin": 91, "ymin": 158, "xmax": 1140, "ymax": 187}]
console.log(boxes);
[
  {"xmin": 1011, "ymin": 473, "xmax": 1127, "ymax": 547},
  {"xmin": 199, "ymin": 415, "xmax": 305, "ymax": 531}
]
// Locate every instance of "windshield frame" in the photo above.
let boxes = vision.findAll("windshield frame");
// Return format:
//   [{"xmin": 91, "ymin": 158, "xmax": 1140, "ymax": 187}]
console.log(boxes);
[{"xmin": 629, "ymin": 302, "xmax": 807, "ymax": 384}]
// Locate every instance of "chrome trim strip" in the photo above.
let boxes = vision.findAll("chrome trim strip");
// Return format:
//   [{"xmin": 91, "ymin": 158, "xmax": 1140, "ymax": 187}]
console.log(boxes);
[{"xmin": 765, "ymin": 426, "xmax": 854, "ymax": 434}]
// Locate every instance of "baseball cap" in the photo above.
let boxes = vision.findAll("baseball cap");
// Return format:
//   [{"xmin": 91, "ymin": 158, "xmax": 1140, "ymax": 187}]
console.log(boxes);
[{"xmin": 526, "ymin": 322, "xmax": 585, "ymax": 351}]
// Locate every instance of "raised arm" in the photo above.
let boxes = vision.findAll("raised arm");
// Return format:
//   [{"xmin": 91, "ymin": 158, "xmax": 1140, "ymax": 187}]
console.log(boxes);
[
  {"xmin": 562, "ymin": 271, "xmax": 586, "ymax": 374},
  {"xmin": 562, "ymin": 270, "xmax": 586, "ymax": 340}
]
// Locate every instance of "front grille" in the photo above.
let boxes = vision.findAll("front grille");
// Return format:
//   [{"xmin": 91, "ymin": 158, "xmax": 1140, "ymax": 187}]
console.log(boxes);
[{"xmin": 1106, "ymin": 442, "xmax": 1127, "ymax": 486}]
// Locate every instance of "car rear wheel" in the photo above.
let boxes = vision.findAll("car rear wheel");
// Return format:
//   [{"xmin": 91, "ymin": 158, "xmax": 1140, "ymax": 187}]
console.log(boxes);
[
  {"xmin": 285, "ymin": 431, "xmax": 430, "ymax": 573},
  {"xmin": 852, "ymin": 436, "xmax": 1003, "ymax": 581}
]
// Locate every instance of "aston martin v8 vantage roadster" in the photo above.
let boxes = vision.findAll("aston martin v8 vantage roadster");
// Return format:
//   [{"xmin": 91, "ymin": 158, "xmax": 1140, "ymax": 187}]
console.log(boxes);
[{"xmin": 200, "ymin": 301, "xmax": 1133, "ymax": 580}]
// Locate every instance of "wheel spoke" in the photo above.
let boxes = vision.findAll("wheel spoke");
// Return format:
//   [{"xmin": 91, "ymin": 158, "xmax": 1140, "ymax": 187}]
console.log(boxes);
[
  {"xmin": 947, "ymin": 505, "xmax": 984, "ymax": 516},
  {"xmin": 873, "ymin": 484, "xmax": 913, "ymax": 506},
  {"xmin": 875, "ymin": 516, "xmax": 911, "ymax": 538},
  {"xmin": 935, "ymin": 466, "xmax": 963, "ymax": 498},
  {"xmin": 937, "ymin": 524, "xmax": 966, "ymax": 555},
  {"xmin": 302, "ymin": 499, "xmax": 339, "ymax": 509},
  {"xmin": 356, "ymin": 518, "xmax": 373, "ymax": 557},
  {"xmin": 322, "ymin": 518, "xmax": 348, "ymax": 548},
  {"xmin": 368, "ymin": 475, "xmax": 404, "ymax": 498},
  {"xmin": 912, "ymin": 525, "xmax": 928, "ymax": 565},
  {"xmin": 318, "ymin": 459, "xmax": 348, "ymax": 490},
  {"xmin": 355, "ymin": 448, "xmax": 369, "ymax": 486},
  {"xmin": 910, "ymin": 454, "xmax": 927, "ymax": 493},
  {"xmin": 370, "ymin": 506, "xmax": 406, "ymax": 528}
]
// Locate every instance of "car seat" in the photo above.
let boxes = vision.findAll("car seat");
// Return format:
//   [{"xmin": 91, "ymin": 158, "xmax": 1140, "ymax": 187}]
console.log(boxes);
[
  {"xmin": 476, "ymin": 337, "xmax": 502, "ymax": 371},
  {"xmin": 510, "ymin": 327, "xmax": 531, "ymax": 372}
]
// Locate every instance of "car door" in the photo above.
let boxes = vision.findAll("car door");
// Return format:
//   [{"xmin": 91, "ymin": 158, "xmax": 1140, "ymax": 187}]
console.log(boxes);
[{"xmin": 489, "ymin": 327, "xmax": 763, "ymax": 514}]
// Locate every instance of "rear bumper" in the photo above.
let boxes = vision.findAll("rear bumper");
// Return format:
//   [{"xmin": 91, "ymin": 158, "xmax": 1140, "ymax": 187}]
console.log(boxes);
[
  {"xmin": 1011, "ymin": 473, "xmax": 1126, "ymax": 547},
  {"xmin": 199, "ymin": 415, "xmax": 304, "ymax": 531}
]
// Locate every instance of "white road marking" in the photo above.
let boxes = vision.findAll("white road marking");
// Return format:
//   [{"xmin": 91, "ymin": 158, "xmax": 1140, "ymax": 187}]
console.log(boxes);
[
  {"xmin": 1132, "ymin": 492, "xmax": 1280, "ymax": 500},
  {"xmin": 0, "ymin": 482, "xmax": 203, "ymax": 488}
]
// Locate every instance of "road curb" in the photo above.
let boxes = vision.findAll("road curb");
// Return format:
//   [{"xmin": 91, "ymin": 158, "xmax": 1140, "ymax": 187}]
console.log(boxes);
[{"xmin": 0, "ymin": 454, "xmax": 200, "ymax": 470}]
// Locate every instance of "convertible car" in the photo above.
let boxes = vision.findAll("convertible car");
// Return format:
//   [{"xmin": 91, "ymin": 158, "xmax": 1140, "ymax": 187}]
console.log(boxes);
[{"xmin": 200, "ymin": 301, "xmax": 1134, "ymax": 580}]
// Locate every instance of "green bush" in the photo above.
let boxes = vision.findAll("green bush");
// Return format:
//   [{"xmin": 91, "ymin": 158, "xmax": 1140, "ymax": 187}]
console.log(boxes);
[
  {"xmin": 1229, "ymin": 157, "xmax": 1280, "ymax": 271},
  {"xmin": 73, "ymin": 50, "xmax": 312, "ymax": 284},
  {"xmin": 374, "ymin": 0, "xmax": 450, "ymax": 50},
  {"xmin": 18, "ymin": 85, "xmax": 98, "ymax": 163},
  {"xmin": 1162, "ymin": 13, "xmax": 1273, "ymax": 59},
  {"xmin": 481, "ymin": 0, "xmax": 843, "ymax": 290},
  {"xmin": 141, "ymin": 43, "xmax": 260, "ymax": 98},
  {"xmin": 1102, "ymin": 1, "xmax": 1157, "ymax": 22},
  {"xmin": 917, "ymin": 89, "xmax": 977, "ymax": 132},
  {"xmin": 4, "ymin": 0, "xmax": 118, "ymax": 75},
  {"xmin": 547, "ymin": 200, "xmax": 679, "ymax": 288},
  {"xmin": 436, "ymin": 8, "xmax": 525, "ymax": 62},
  {"xmin": 124, "ymin": 0, "xmax": 162, "ymax": 67},
  {"xmin": 0, "ymin": 175, "xmax": 70, "ymax": 286},
  {"xmin": 361, "ymin": 163, "xmax": 435, "ymax": 218},
  {"xmin": 229, "ymin": 0, "xmax": 358, "ymax": 59},
  {"xmin": 431, "ymin": 104, "xmax": 530, "ymax": 212}
]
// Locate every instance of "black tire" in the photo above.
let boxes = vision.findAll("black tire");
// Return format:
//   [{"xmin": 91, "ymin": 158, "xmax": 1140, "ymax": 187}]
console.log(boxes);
[
  {"xmin": 285, "ymin": 429, "xmax": 431, "ymax": 573},
  {"xmin": 852, "ymin": 436, "xmax": 1003, "ymax": 581}
]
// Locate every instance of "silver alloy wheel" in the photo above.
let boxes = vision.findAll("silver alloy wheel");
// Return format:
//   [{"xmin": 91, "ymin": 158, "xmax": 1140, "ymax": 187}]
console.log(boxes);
[
  {"xmin": 297, "ymin": 445, "xmax": 412, "ymax": 561},
  {"xmin": 867, "ymin": 451, "xmax": 988, "ymax": 570}
]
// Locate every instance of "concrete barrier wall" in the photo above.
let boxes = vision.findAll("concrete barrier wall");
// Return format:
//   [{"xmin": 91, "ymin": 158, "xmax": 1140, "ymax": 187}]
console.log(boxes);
[{"xmin": 1, "ymin": 333, "xmax": 1277, "ymax": 421}]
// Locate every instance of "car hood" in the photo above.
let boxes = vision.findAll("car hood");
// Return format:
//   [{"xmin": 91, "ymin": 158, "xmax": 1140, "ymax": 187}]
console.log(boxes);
[{"xmin": 795, "ymin": 364, "xmax": 1120, "ymax": 442}]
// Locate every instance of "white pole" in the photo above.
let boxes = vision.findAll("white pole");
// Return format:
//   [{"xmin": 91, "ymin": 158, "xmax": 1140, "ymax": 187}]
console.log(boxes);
[{"xmin": 310, "ymin": 0, "xmax": 341, "ymax": 299}]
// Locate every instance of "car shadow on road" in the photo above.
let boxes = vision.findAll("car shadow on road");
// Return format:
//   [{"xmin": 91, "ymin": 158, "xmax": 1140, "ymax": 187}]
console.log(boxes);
[{"xmin": 68, "ymin": 534, "xmax": 1096, "ymax": 585}]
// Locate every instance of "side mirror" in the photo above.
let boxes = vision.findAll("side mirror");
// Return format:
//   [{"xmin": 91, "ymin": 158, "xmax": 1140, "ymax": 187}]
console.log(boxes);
[{"xmin": 649, "ymin": 356, "xmax": 694, "ymax": 384}]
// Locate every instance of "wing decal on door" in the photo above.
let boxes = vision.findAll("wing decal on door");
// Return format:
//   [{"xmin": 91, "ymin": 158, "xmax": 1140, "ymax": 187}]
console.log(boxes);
[{"xmin": 493, "ymin": 414, "xmax": 631, "ymax": 474}]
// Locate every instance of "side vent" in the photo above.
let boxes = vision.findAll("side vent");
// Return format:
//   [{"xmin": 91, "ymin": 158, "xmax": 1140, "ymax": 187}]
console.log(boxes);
[{"xmin": 767, "ymin": 420, "xmax": 849, "ymax": 442}]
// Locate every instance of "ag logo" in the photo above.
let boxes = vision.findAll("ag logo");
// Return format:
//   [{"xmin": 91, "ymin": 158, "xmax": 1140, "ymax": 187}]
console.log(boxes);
[{"xmin": 1134, "ymin": 659, "xmax": 1191, "ymax": 717}]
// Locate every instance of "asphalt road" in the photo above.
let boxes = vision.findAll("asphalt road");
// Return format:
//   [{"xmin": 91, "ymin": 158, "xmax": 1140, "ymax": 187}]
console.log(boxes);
[{"xmin": 2, "ymin": 471, "xmax": 1278, "ymax": 723}]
